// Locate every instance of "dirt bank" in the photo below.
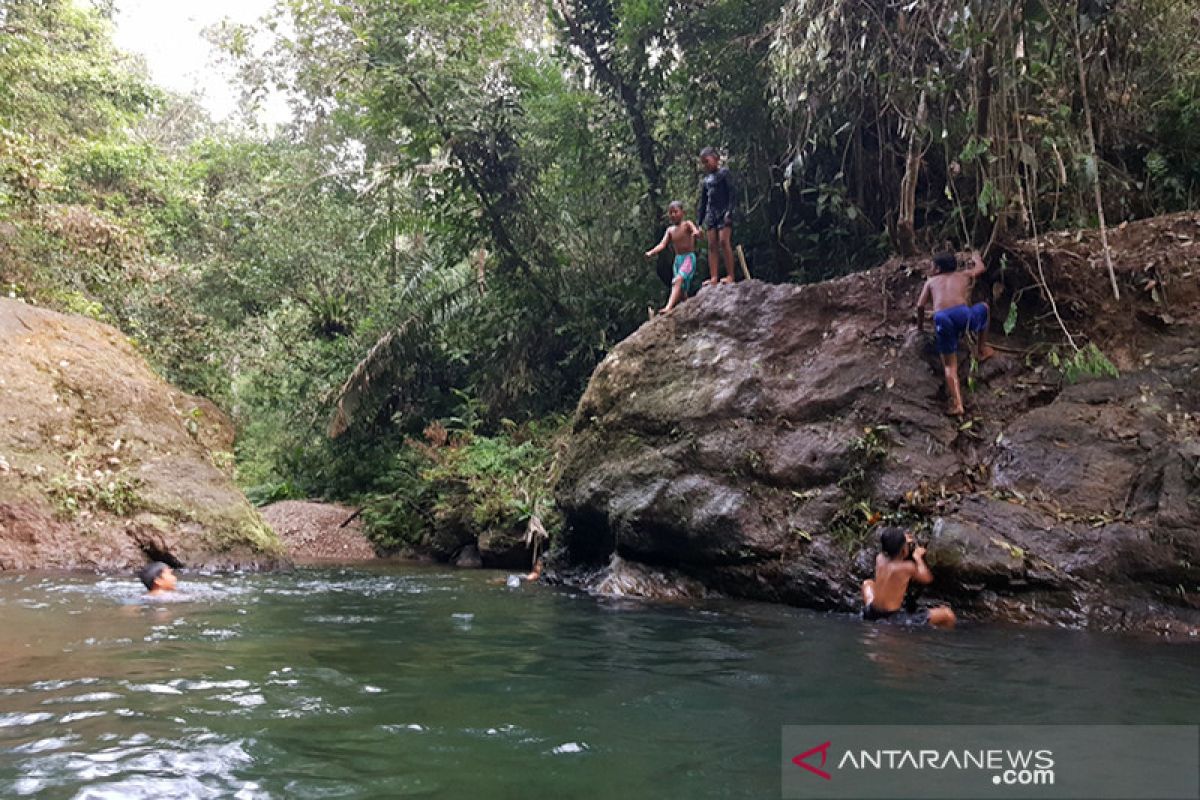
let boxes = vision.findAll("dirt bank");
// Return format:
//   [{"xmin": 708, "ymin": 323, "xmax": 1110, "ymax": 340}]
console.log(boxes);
[
  {"xmin": 0, "ymin": 298, "xmax": 283, "ymax": 571},
  {"xmin": 555, "ymin": 213, "xmax": 1200, "ymax": 634},
  {"xmin": 259, "ymin": 501, "xmax": 378, "ymax": 562}
]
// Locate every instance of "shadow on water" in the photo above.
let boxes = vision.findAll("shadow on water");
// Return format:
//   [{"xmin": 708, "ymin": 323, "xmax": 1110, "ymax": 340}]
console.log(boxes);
[{"xmin": 0, "ymin": 565, "xmax": 1196, "ymax": 799}]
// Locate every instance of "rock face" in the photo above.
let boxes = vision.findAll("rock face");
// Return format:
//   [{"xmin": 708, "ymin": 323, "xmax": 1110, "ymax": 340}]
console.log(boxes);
[
  {"xmin": 0, "ymin": 298, "xmax": 284, "ymax": 571},
  {"xmin": 556, "ymin": 213, "xmax": 1200, "ymax": 633}
]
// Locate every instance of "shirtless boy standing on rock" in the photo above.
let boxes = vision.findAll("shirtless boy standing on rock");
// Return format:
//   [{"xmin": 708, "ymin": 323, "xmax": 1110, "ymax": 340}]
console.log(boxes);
[
  {"xmin": 645, "ymin": 200, "xmax": 701, "ymax": 314},
  {"xmin": 916, "ymin": 251, "xmax": 996, "ymax": 416}
]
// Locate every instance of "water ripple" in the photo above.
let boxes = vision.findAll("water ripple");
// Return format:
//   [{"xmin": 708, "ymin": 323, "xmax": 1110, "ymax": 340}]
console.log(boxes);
[
  {"xmin": 0, "ymin": 712, "xmax": 53, "ymax": 728},
  {"xmin": 1, "ymin": 566, "xmax": 1196, "ymax": 800}
]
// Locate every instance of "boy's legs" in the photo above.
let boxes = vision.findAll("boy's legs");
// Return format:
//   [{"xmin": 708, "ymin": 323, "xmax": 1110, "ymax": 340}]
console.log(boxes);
[
  {"xmin": 718, "ymin": 225, "xmax": 736, "ymax": 284},
  {"xmin": 972, "ymin": 302, "xmax": 996, "ymax": 361},
  {"xmin": 928, "ymin": 605, "xmax": 956, "ymax": 629},
  {"xmin": 661, "ymin": 277, "xmax": 684, "ymax": 314},
  {"xmin": 941, "ymin": 352, "xmax": 964, "ymax": 416},
  {"xmin": 704, "ymin": 229, "xmax": 720, "ymax": 286}
]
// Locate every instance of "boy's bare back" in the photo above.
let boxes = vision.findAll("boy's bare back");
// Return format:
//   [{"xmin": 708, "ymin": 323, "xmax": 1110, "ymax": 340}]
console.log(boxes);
[
  {"xmin": 917, "ymin": 252, "xmax": 985, "ymax": 313},
  {"xmin": 923, "ymin": 272, "xmax": 974, "ymax": 312},
  {"xmin": 870, "ymin": 554, "xmax": 917, "ymax": 612}
]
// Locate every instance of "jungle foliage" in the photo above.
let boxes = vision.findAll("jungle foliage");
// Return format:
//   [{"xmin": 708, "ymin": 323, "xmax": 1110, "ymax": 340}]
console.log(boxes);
[{"xmin": 2, "ymin": 0, "xmax": 1198, "ymax": 512}]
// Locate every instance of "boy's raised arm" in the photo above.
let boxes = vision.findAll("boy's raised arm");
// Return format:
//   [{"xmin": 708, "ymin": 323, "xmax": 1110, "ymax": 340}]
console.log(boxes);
[
  {"xmin": 915, "ymin": 280, "xmax": 931, "ymax": 331},
  {"xmin": 911, "ymin": 546, "xmax": 935, "ymax": 585},
  {"xmin": 644, "ymin": 229, "xmax": 671, "ymax": 258},
  {"xmin": 965, "ymin": 251, "xmax": 986, "ymax": 278}
]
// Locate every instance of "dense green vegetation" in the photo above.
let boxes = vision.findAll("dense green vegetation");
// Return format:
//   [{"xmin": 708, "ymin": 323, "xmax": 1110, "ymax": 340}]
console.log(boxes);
[
  {"xmin": 2, "ymin": 0, "xmax": 1198, "ymax": 550},
  {"xmin": 359, "ymin": 418, "xmax": 561, "ymax": 559}
]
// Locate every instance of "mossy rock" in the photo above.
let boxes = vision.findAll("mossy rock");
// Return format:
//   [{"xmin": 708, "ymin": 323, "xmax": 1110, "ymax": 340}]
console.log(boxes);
[{"xmin": 0, "ymin": 298, "xmax": 284, "ymax": 570}]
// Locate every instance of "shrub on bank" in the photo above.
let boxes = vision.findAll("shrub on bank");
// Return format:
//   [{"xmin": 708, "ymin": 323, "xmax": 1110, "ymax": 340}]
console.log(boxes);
[{"xmin": 361, "ymin": 420, "xmax": 563, "ymax": 568}]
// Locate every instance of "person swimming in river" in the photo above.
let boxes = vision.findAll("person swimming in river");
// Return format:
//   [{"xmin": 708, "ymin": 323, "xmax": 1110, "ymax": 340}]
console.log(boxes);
[
  {"xmin": 696, "ymin": 147, "xmax": 737, "ymax": 286},
  {"xmin": 644, "ymin": 200, "xmax": 701, "ymax": 314},
  {"xmin": 489, "ymin": 558, "xmax": 544, "ymax": 588},
  {"xmin": 138, "ymin": 561, "xmax": 178, "ymax": 597},
  {"xmin": 915, "ymin": 250, "xmax": 996, "ymax": 416},
  {"xmin": 861, "ymin": 528, "xmax": 956, "ymax": 629}
]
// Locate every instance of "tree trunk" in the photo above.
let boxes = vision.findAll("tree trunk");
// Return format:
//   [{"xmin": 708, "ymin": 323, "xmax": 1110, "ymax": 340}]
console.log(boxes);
[
  {"xmin": 1072, "ymin": 13, "xmax": 1120, "ymax": 301},
  {"xmin": 387, "ymin": 181, "xmax": 397, "ymax": 284},
  {"xmin": 553, "ymin": 0, "xmax": 663, "ymax": 217},
  {"xmin": 896, "ymin": 89, "xmax": 928, "ymax": 257}
]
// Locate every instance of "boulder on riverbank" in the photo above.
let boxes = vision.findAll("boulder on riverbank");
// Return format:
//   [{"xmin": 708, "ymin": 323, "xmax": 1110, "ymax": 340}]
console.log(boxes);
[
  {"xmin": 556, "ymin": 213, "xmax": 1200, "ymax": 633},
  {"xmin": 0, "ymin": 298, "xmax": 284, "ymax": 571}
]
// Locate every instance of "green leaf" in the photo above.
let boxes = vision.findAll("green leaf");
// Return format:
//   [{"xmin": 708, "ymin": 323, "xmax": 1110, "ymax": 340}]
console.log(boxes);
[{"xmin": 1003, "ymin": 303, "xmax": 1018, "ymax": 336}]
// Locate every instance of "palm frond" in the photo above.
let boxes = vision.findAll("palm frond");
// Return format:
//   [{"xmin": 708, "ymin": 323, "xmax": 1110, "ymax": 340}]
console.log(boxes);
[{"xmin": 327, "ymin": 256, "xmax": 478, "ymax": 438}]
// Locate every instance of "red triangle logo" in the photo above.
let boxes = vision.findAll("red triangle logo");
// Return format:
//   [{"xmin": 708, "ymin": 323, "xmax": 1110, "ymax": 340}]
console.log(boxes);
[{"xmin": 792, "ymin": 741, "xmax": 832, "ymax": 780}]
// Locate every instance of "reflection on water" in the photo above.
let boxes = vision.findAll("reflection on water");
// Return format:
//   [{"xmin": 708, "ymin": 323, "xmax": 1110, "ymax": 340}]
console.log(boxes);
[{"xmin": 0, "ymin": 567, "xmax": 1196, "ymax": 799}]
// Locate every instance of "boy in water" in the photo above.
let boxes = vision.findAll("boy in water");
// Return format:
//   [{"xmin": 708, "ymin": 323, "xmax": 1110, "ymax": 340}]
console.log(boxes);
[
  {"xmin": 915, "ymin": 251, "xmax": 996, "ymax": 416},
  {"xmin": 138, "ymin": 561, "xmax": 178, "ymax": 596},
  {"xmin": 645, "ymin": 200, "xmax": 701, "ymax": 314},
  {"xmin": 862, "ymin": 528, "xmax": 956, "ymax": 629},
  {"xmin": 696, "ymin": 147, "xmax": 737, "ymax": 286}
]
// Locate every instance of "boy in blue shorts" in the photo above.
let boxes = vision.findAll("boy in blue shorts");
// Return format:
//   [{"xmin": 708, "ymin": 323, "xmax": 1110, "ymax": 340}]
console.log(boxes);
[
  {"xmin": 916, "ymin": 251, "xmax": 996, "ymax": 416},
  {"xmin": 645, "ymin": 200, "xmax": 701, "ymax": 315}
]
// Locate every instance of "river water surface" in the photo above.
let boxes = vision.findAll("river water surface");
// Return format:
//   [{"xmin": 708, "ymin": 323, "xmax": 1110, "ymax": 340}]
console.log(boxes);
[{"xmin": 0, "ymin": 565, "xmax": 1196, "ymax": 799}]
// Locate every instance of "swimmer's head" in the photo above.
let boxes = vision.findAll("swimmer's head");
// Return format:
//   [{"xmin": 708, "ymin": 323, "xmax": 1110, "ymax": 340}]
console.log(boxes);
[
  {"xmin": 879, "ymin": 527, "xmax": 909, "ymax": 559},
  {"xmin": 932, "ymin": 252, "xmax": 958, "ymax": 274},
  {"xmin": 138, "ymin": 561, "xmax": 177, "ymax": 592},
  {"xmin": 667, "ymin": 200, "xmax": 684, "ymax": 224},
  {"xmin": 699, "ymin": 146, "xmax": 720, "ymax": 173}
]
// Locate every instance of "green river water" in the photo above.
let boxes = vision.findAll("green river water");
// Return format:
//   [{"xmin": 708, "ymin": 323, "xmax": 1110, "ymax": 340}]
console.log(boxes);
[{"xmin": 0, "ymin": 565, "xmax": 1196, "ymax": 799}]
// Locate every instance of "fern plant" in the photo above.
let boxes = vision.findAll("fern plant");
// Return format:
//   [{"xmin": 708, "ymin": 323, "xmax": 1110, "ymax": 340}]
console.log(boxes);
[
  {"xmin": 327, "ymin": 251, "xmax": 478, "ymax": 438},
  {"xmin": 1048, "ymin": 343, "xmax": 1120, "ymax": 384}
]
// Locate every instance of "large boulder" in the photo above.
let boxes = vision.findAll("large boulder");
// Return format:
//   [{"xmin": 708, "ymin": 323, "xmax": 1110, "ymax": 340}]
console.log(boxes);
[
  {"xmin": 556, "ymin": 213, "xmax": 1200, "ymax": 632},
  {"xmin": 0, "ymin": 298, "xmax": 284, "ymax": 571}
]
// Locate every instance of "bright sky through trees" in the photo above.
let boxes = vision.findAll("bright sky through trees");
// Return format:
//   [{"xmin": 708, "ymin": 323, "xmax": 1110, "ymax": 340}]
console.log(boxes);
[{"xmin": 110, "ymin": 0, "xmax": 290, "ymax": 125}]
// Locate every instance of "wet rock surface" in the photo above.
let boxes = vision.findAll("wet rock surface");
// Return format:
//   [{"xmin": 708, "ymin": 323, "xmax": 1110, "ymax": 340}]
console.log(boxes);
[
  {"xmin": 0, "ymin": 299, "xmax": 283, "ymax": 571},
  {"xmin": 556, "ymin": 214, "xmax": 1200, "ymax": 632}
]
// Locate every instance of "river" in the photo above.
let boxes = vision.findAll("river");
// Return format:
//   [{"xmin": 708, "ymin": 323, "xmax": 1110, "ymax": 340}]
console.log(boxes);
[{"xmin": 1, "ymin": 565, "xmax": 1196, "ymax": 799}]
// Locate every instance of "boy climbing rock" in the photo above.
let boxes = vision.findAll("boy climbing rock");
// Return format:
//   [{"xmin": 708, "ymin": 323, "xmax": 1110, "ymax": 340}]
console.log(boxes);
[
  {"xmin": 862, "ymin": 528, "xmax": 956, "ymax": 629},
  {"xmin": 645, "ymin": 200, "xmax": 701, "ymax": 314},
  {"xmin": 696, "ymin": 147, "xmax": 737, "ymax": 286},
  {"xmin": 915, "ymin": 251, "xmax": 996, "ymax": 416}
]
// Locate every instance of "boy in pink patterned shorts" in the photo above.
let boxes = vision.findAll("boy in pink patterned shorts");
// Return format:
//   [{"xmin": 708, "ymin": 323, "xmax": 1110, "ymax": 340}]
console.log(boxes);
[{"xmin": 645, "ymin": 201, "xmax": 701, "ymax": 315}]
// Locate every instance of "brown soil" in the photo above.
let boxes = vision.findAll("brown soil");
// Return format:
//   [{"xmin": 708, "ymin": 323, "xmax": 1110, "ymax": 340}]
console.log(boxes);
[
  {"xmin": 1000, "ymin": 212, "xmax": 1200, "ymax": 366},
  {"xmin": 259, "ymin": 501, "xmax": 378, "ymax": 562}
]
